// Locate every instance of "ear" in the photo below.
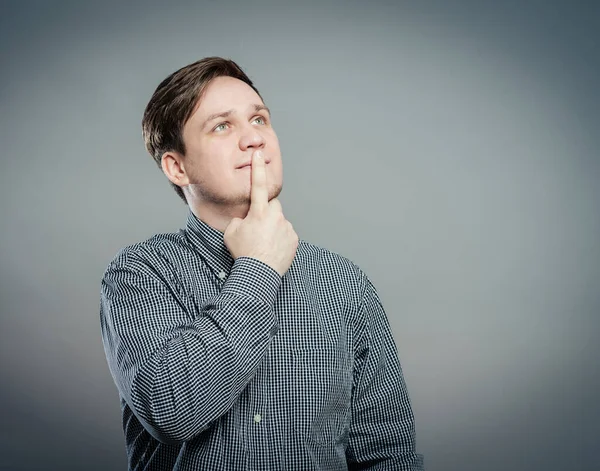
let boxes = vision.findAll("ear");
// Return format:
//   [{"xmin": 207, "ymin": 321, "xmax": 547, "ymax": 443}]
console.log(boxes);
[{"xmin": 161, "ymin": 151, "xmax": 189, "ymax": 187}]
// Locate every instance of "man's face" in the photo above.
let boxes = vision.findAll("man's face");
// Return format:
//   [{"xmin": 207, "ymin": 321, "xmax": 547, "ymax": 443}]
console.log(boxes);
[{"xmin": 177, "ymin": 76, "xmax": 283, "ymax": 209}]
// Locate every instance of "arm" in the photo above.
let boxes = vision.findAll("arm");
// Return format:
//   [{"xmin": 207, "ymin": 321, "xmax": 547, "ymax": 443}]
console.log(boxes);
[
  {"xmin": 99, "ymin": 247, "xmax": 281, "ymax": 445},
  {"xmin": 346, "ymin": 272, "xmax": 424, "ymax": 470}
]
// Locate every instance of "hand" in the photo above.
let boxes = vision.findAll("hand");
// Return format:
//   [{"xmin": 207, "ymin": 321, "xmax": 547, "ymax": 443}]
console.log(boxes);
[{"xmin": 224, "ymin": 150, "xmax": 299, "ymax": 277}]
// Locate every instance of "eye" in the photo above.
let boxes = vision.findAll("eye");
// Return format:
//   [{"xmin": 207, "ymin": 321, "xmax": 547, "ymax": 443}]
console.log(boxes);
[
  {"xmin": 253, "ymin": 115, "xmax": 267, "ymax": 125},
  {"xmin": 213, "ymin": 122, "xmax": 229, "ymax": 132}
]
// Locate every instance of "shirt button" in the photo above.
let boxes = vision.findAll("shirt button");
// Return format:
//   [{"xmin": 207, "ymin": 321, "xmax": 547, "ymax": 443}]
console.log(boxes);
[
  {"xmin": 253, "ymin": 413, "xmax": 262, "ymax": 423},
  {"xmin": 218, "ymin": 271, "xmax": 227, "ymax": 280}
]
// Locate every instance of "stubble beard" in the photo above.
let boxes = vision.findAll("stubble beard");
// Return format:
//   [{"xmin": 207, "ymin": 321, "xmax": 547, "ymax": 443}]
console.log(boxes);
[{"xmin": 188, "ymin": 180, "xmax": 283, "ymax": 209}]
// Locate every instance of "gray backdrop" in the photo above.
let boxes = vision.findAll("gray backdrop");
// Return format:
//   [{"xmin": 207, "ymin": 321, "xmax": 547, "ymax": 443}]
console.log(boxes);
[{"xmin": 1, "ymin": 0, "xmax": 598, "ymax": 470}]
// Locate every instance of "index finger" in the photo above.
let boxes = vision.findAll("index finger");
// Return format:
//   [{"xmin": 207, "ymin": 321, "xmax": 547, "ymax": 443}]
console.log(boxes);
[{"xmin": 249, "ymin": 150, "xmax": 268, "ymax": 213}]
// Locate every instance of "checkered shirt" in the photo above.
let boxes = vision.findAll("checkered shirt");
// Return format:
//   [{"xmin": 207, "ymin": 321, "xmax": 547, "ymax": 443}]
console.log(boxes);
[{"xmin": 99, "ymin": 209, "xmax": 424, "ymax": 470}]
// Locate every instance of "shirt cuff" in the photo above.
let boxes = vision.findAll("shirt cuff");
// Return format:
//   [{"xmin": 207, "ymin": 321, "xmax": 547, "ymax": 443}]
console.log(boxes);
[{"xmin": 221, "ymin": 256, "xmax": 282, "ymax": 306}]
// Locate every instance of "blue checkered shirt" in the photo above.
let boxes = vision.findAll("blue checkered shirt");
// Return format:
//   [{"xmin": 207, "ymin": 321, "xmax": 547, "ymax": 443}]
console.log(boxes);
[{"xmin": 99, "ymin": 209, "xmax": 424, "ymax": 470}]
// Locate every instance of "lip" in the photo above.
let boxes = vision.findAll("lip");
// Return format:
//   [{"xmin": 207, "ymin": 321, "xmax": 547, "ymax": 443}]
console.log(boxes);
[{"xmin": 237, "ymin": 159, "xmax": 271, "ymax": 169}]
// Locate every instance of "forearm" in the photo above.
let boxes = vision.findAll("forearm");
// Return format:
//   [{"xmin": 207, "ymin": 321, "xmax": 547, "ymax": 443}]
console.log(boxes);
[
  {"xmin": 347, "ymin": 369, "xmax": 423, "ymax": 470},
  {"xmin": 130, "ymin": 294, "xmax": 277, "ymax": 442},
  {"xmin": 347, "ymin": 403, "xmax": 423, "ymax": 470},
  {"xmin": 101, "ymin": 255, "xmax": 281, "ymax": 444}
]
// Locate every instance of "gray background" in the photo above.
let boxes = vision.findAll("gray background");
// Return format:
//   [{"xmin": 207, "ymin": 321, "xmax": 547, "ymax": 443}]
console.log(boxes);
[{"xmin": 1, "ymin": 0, "xmax": 598, "ymax": 470}]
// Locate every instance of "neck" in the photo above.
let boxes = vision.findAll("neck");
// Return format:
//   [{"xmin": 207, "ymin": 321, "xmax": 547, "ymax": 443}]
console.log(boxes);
[{"xmin": 189, "ymin": 201, "xmax": 250, "ymax": 233}]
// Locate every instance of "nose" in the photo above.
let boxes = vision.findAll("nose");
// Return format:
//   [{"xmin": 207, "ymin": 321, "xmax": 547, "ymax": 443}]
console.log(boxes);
[{"xmin": 238, "ymin": 124, "xmax": 265, "ymax": 151}]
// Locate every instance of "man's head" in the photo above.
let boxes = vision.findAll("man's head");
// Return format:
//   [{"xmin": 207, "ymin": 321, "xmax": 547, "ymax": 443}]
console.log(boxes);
[{"xmin": 142, "ymin": 57, "xmax": 283, "ymax": 215}]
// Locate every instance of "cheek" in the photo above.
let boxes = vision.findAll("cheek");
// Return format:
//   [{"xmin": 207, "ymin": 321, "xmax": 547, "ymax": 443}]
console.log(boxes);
[
  {"xmin": 268, "ymin": 130, "xmax": 281, "ymax": 149},
  {"xmin": 271, "ymin": 160, "xmax": 284, "ymax": 182},
  {"xmin": 202, "ymin": 141, "xmax": 235, "ymax": 170}
]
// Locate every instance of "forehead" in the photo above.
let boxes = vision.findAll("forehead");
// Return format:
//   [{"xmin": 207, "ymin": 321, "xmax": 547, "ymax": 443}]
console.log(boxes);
[{"xmin": 193, "ymin": 76, "xmax": 263, "ymax": 117}]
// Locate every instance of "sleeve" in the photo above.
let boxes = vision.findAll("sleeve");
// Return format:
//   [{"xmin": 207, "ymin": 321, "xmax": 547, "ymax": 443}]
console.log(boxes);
[
  {"xmin": 99, "ymin": 248, "xmax": 282, "ymax": 445},
  {"xmin": 346, "ymin": 272, "xmax": 425, "ymax": 470}
]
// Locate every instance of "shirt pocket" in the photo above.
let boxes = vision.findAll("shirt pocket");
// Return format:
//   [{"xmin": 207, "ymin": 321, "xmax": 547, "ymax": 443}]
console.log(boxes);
[{"xmin": 291, "ymin": 345, "xmax": 353, "ymax": 446}]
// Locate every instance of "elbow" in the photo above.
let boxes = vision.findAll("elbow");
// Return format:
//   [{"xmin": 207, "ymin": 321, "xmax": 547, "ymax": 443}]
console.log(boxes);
[
  {"xmin": 140, "ymin": 415, "xmax": 208, "ymax": 445},
  {"xmin": 130, "ymin": 393, "xmax": 211, "ymax": 444},
  {"xmin": 129, "ymin": 383, "xmax": 212, "ymax": 445},
  {"xmin": 124, "ymin": 341, "xmax": 239, "ymax": 444}
]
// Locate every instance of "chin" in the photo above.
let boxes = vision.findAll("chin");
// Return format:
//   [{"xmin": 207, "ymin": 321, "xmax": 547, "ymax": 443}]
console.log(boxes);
[
  {"xmin": 243, "ymin": 182, "xmax": 282, "ymax": 200},
  {"xmin": 268, "ymin": 183, "xmax": 283, "ymax": 200}
]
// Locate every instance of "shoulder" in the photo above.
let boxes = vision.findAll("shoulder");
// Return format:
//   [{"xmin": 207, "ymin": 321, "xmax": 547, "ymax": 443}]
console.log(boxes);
[
  {"xmin": 296, "ymin": 238, "xmax": 370, "ymax": 292},
  {"xmin": 102, "ymin": 230, "xmax": 189, "ymax": 276},
  {"xmin": 297, "ymin": 237, "xmax": 360, "ymax": 271}
]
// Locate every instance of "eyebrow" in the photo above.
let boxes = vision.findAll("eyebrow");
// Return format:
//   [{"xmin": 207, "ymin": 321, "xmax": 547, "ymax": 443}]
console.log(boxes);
[{"xmin": 202, "ymin": 104, "xmax": 271, "ymax": 129}]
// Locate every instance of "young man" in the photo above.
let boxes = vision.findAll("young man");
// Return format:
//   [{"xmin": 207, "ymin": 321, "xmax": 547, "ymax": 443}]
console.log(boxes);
[{"xmin": 99, "ymin": 57, "xmax": 424, "ymax": 470}]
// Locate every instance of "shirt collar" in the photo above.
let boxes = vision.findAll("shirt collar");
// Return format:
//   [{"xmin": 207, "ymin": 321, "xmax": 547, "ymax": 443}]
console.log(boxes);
[{"xmin": 183, "ymin": 208, "xmax": 234, "ymax": 278}]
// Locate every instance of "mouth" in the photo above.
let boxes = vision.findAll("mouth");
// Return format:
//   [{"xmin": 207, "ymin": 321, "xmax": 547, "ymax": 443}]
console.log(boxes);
[{"xmin": 237, "ymin": 160, "xmax": 271, "ymax": 169}]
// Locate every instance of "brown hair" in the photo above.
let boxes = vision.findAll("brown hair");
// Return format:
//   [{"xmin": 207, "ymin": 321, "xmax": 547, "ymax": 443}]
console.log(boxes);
[{"xmin": 142, "ymin": 57, "xmax": 263, "ymax": 204}]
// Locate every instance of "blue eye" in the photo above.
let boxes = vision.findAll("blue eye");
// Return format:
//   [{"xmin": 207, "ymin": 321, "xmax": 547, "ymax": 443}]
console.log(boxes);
[
  {"xmin": 253, "ymin": 116, "xmax": 266, "ymax": 125},
  {"xmin": 214, "ymin": 123, "xmax": 228, "ymax": 132}
]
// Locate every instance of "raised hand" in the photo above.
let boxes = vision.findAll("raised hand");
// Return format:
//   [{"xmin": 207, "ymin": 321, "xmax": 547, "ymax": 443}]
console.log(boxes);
[{"xmin": 224, "ymin": 150, "xmax": 298, "ymax": 277}]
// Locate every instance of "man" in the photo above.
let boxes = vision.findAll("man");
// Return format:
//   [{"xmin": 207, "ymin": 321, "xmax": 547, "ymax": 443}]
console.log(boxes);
[{"xmin": 99, "ymin": 56, "xmax": 424, "ymax": 470}]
